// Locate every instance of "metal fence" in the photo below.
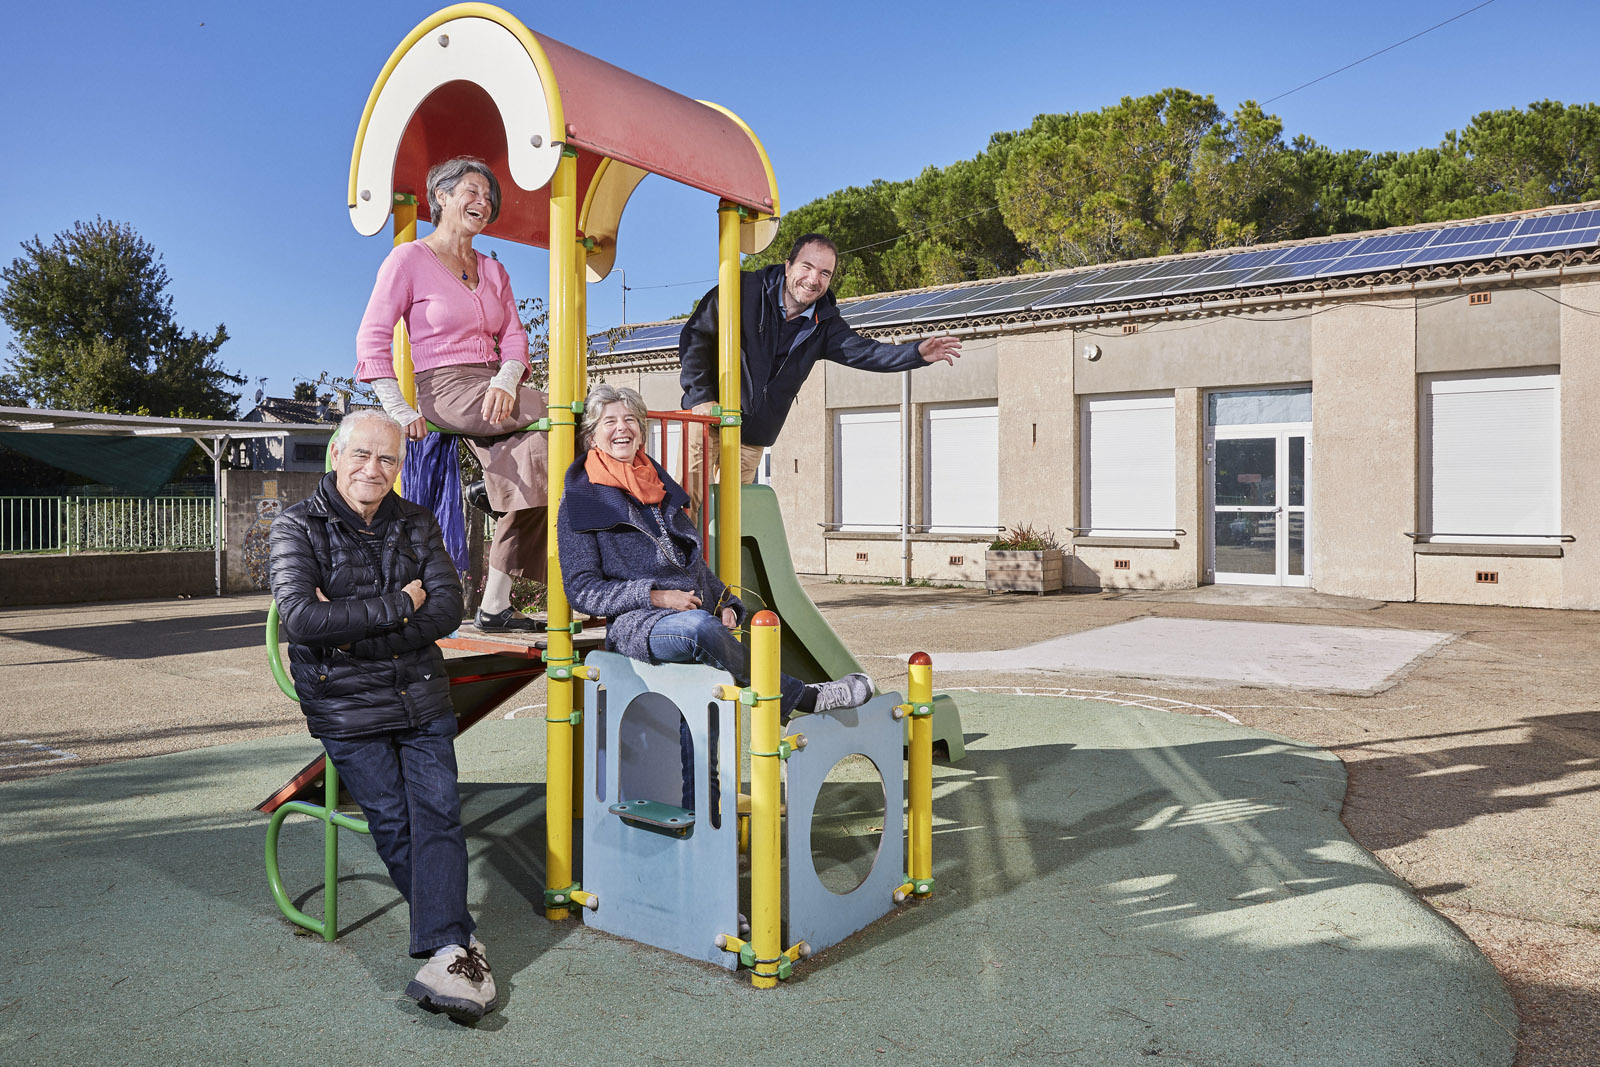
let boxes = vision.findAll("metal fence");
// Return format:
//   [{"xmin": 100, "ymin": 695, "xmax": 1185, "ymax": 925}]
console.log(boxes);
[{"xmin": 0, "ymin": 495, "xmax": 216, "ymax": 555}]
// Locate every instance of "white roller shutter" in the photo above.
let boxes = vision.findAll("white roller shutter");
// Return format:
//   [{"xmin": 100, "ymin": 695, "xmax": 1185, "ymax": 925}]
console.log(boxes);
[
  {"xmin": 923, "ymin": 404, "xmax": 998, "ymax": 533},
  {"xmin": 1083, "ymin": 395, "xmax": 1176, "ymax": 537},
  {"xmin": 1425, "ymin": 373, "xmax": 1559, "ymax": 543},
  {"xmin": 834, "ymin": 407, "xmax": 901, "ymax": 531}
]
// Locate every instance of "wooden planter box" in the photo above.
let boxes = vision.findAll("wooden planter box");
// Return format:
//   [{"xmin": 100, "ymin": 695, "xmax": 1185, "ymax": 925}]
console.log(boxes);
[{"xmin": 985, "ymin": 548, "xmax": 1064, "ymax": 595}]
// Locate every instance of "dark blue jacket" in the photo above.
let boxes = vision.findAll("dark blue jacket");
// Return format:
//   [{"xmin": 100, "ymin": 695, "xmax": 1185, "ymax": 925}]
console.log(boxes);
[
  {"xmin": 678, "ymin": 264, "xmax": 925, "ymax": 447},
  {"xmin": 269, "ymin": 473, "xmax": 463, "ymax": 740},
  {"xmin": 556, "ymin": 450, "xmax": 744, "ymax": 661}
]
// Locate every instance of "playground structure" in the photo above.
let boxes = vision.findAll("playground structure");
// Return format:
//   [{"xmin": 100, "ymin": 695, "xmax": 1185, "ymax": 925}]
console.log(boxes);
[{"xmin": 264, "ymin": 3, "xmax": 960, "ymax": 987}]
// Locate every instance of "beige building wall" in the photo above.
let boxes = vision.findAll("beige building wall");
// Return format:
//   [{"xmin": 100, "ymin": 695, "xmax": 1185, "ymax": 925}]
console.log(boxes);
[
  {"xmin": 996, "ymin": 333, "xmax": 1073, "ymax": 539},
  {"xmin": 1416, "ymin": 553, "xmax": 1563, "ymax": 609},
  {"xmin": 1309, "ymin": 298, "xmax": 1417, "ymax": 601},
  {"xmin": 613, "ymin": 272, "xmax": 1600, "ymax": 610},
  {"xmin": 1559, "ymin": 277, "xmax": 1600, "ymax": 609},
  {"xmin": 771, "ymin": 371, "xmax": 829, "ymax": 574},
  {"xmin": 1072, "ymin": 309, "xmax": 1312, "ymax": 393}
]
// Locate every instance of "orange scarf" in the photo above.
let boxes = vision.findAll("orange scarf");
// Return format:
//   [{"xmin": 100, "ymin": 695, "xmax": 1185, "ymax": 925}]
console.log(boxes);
[{"xmin": 585, "ymin": 448, "xmax": 665, "ymax": 504}]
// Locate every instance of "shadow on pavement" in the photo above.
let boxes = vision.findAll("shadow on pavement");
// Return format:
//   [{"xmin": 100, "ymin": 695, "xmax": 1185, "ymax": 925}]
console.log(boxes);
[{"xmin": 1, "ymin": 608, "xmax": 270, "ymax": 660}]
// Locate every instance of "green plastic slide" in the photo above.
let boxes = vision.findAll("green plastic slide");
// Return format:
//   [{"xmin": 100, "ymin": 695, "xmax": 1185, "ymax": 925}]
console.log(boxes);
[{"xmin": 737, "ymin": 484, "xmax": 964, "ymax": 760}]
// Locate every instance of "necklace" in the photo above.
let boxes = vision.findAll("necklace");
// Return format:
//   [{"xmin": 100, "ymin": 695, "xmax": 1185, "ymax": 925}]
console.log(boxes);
[{"xmin": 427, "ymin": 241, "xmax": 472, "ymax": 282}]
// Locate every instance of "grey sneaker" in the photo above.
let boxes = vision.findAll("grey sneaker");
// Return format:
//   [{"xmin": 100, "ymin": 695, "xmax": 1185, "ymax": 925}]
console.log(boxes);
[
  {"xmin": 406, "ymin": 940, "xmax": 499, "ymax": 1022},
  {"xmin": 810, "ymin": 672, "xmax": 874, "ymax": 713}
]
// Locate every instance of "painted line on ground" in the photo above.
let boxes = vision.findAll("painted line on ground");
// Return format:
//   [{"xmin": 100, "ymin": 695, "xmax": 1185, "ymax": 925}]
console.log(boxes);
[
  {"xmin": 0, "ymin": 739, "xmax": 79, "ymax": 771},
  {"xmin": 941, "ymin": 685, "xmax": 1247, "ymax": 724}
]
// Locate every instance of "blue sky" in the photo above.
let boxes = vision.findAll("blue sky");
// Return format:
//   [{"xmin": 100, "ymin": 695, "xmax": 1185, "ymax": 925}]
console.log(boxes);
[{"xmin": 2, "ymin": 0, "xmax": 1593, "ymax": 412}]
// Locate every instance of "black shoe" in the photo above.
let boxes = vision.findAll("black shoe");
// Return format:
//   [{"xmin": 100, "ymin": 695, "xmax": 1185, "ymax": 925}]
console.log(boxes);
[
  {"xmin": 475, "ymin": 607, "xmax": 546, "ymax": 633},
  {"xmin": 465, "ymin": 480, "xmax": 504, "ymax": 520}
]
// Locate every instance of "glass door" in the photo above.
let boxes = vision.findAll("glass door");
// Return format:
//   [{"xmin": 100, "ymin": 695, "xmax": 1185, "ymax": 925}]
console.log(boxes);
[{"xmin": 1210, "ymin": 429, "xmax": 1310, "ymax": 586}]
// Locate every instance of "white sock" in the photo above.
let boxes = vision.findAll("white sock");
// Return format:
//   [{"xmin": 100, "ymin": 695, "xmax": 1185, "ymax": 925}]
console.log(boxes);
[
  {"xmin": 481, "ymin": 568, "xmax": 513, "ymax": 614},
  {"xmin": 432, "ymin": 943, "xmax": 463, "ymax": 959}
]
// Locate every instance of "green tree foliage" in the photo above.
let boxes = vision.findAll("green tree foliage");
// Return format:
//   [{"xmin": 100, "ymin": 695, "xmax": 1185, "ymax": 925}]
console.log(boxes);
[
  {"xmin": 1363, "ymin": 100, "xmax": 1600, "ymax": 225},
  {"xmin": 0, "ymin": 218, "xmax": 241, "ymax": 417},
  {"xmin": 292, "ymin": 381, "xmax": 317, "ymax": 402},
  {"xmin": 885, "ymin": 141, "xmax": 1026, "ymax": 285},
  {"xmin": 740, "ymin": 95, "xmax": 1598, "ymax": 297},
  {"xmin": 741, "ymin": 180, "xmax": 909, "ymax": 297}
]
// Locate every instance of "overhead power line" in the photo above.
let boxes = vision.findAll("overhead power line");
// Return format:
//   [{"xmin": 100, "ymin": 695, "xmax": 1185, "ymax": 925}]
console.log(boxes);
[
  {"xmin": 1261, "ymin": 0, "xmax": 1497, "ymax": 105},
  {"xmin": 629, "ymin": 0, "xmax": 1501, "ymax": 301}
]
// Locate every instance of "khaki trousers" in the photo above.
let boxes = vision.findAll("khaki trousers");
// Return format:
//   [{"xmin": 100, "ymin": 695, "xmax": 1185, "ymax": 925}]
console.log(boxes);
[{"xmin": 685, "ymin": 431, "xmax": 764, "ymax": 526}]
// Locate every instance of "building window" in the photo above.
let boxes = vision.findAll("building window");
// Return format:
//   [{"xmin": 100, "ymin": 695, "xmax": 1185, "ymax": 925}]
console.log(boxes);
[
  {"xmin": 292, "ymin": 441, "xmax": 327, "ymax": 465},
  {"xmin": 1082, "ymin": 394, "xmax": 1176, "ymax": 537},
  {"xmin": 1423, "ymin": 372, "xmax": 1559, "ymax": 543},
  {"xmin": 922, "ymin": 403, "xmax": 998, "ymax": 534},
  {"xmin": 833, "ymin": 407, "xmax": 901, "ymax": 532}
]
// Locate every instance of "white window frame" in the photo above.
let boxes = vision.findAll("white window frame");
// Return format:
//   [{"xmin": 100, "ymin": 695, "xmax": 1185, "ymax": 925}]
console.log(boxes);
[
  {"xmin": 1421, "ymin": 371, "xmax": 1560, "ymax": 545},
  {"xmin": 1081, "ymin": 393, "xmax": 1177, "ymax": 538},
  {"xmin": 832, "ymin": 406, "xmax": 902, "ymax": 532},
  {"xmin": 921, "ymin": 402, "xmax": 999, "ymax": 535}
]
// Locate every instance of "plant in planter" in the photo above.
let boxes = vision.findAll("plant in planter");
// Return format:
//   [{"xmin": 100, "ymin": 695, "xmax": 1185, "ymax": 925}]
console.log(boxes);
[{"xmin": 986, "ymin": 524, "xmax": 1065, "ymax": 595}]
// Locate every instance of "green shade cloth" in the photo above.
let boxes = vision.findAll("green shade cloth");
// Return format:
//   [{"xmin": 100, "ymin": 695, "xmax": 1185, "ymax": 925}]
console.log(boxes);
[{"xmin": 0, "ymin": 434, "xmax": 197, "ymax": 494}]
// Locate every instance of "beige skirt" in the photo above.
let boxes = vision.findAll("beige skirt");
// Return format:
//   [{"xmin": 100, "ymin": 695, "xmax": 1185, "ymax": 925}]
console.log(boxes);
[{"xmin": 416, "ymin": 363, "xmax": 550, "ymax": 513}]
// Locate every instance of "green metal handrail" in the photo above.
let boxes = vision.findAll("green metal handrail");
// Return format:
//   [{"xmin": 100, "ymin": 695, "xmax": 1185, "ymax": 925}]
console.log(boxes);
[{"xmin": 263, "ymin": 598, "xmax": 370, "ymax": 941}]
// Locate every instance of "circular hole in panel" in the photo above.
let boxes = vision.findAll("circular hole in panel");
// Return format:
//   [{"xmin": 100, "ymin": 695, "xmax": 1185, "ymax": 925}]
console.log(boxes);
[{"xmin": 809, "ymin": 753, "xmax": 887, "ymax": 896}]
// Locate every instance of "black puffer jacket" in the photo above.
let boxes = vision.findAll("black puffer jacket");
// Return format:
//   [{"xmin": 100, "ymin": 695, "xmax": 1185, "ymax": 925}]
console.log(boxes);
[{"xmin": 269, "ymin": 473, "xmax": 463, "ymax": 740}]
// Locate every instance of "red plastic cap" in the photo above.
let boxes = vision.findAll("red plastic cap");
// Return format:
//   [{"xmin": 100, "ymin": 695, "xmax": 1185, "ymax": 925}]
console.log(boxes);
[
  {"xmin": 751, "ymin": 610, "xmax": 780, "ymax": 628},
  {"xmin": 908, "ymin": 651, "xmax": 932, "ymax": 666}
]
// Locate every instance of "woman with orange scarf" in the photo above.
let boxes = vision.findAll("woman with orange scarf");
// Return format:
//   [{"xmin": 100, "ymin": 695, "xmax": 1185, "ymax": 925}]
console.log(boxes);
[{"xmin": 557, "ymin": 385, "xmax": 872, "ymax": 734}]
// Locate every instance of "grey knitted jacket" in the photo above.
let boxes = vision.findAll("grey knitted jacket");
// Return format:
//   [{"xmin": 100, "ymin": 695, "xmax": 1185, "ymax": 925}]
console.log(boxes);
[{"xmin": 556, "ymin": 450, "xmax": 745, "ymax": 661}]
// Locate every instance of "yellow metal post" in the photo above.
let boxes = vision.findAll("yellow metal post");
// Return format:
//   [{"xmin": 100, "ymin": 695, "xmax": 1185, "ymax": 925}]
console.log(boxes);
[
  {"xmin": 544, "ymin": 148, "xmax": 579, "ymax": 921},
  {"xmin": 714, "ymin": 204, "xmax": 742, "ymax": 593},
  {"xmin": 575, "ymin": 239, "xmax": 591, "ymax": 397},
  {"xmin": 907, "ymin": 651, "xmax": 934, "ymax": 895},
  {"xmin": 392, "ymin": 194, "xmax": 418, "ymax": 407},
  {"xmin": 569, "ymin": 235, "xmax": 589, "ymax": 824},
  {"xmin": 390, "ymin": 194, "xmax": 419, "ymax": 496},
  {"xmin": 748, "ymin": 609, "xmax": 782, "ymax": 988}
]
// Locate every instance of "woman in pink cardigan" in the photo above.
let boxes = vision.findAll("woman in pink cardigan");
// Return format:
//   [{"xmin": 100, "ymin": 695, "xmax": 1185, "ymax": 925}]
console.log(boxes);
[{"xmin": 356, "ymin": 157, "xmax": 549, "ymax": 633}]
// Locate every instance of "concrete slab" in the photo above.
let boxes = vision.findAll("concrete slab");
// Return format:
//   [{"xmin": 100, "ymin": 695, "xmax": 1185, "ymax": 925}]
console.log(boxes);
[
  {"xmin": 1114, "ymin": 585, "xmax": 1386, "ymax": 611},
  {"xmin": 932, "ymin": 617, "xmax": 1457, "ymax": 695}
]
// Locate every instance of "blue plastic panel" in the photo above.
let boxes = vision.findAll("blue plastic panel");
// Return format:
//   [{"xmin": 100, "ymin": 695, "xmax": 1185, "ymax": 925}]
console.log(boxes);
[
  {"xmin": 784, "ymin": 692, "xmax": 908, "ymax": 958},
  {"xmin": 581, "ymin": 652, "xmax": 742, "ymax": 970}
]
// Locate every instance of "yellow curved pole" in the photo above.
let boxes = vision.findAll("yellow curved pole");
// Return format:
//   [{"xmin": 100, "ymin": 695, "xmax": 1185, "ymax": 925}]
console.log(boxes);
[{"xmin": 544, "ymin": 148, "xmax": 578, "ymax": 921}]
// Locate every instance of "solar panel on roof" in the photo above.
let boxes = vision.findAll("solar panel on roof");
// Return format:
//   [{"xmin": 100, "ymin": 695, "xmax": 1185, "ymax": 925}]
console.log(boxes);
[
  {"xmin": 1511, "ymin": 213, "xmax": 1576, "ymax": 236},
  {"xmin": 1432, "ymin": 220, "xmax": 1518, "ymax": 244},
  {"xmin": 1323, "ymin": 248, "xmax": 1418, "ymax": 275},
  {"xmin": 1207, "ymin": 248, "xmax": 1290, "ymax": 272},
  {"xmin": 576, "ymin": 209, "xmax": 1597, "ymax": 345},
  {"xmin": 1499, "ymin": 228, "xmax": 1600, "ymax": 254}
]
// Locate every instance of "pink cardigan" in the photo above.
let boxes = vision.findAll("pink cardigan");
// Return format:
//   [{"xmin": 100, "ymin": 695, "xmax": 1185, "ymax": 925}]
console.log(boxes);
[{"xmin": 355, "ymin": 242, "xmax": 531, "ymax": 382}]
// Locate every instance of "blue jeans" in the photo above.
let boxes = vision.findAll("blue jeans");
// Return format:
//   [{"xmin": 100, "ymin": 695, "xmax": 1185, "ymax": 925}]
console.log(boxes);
[
  {"xmin": 647, "ymin": 609, "xmax": 808, "ymax": 811},
  {"xmin": 321, "ymin": 715, "xmax": 475, "ymax": 958}
]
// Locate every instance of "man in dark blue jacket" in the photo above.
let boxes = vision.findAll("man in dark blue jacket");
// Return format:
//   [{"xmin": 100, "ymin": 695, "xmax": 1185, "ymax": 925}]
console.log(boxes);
[
  {"xmin": 677, "ymin": 233, "xmax": 962, "ymax": 513},
  {"xmin": 269, "ymin": 410, "xmax": 498, "ymax": 1023}
]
